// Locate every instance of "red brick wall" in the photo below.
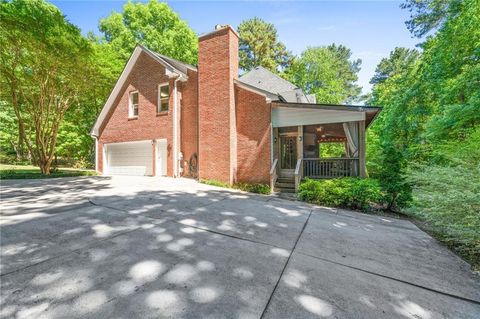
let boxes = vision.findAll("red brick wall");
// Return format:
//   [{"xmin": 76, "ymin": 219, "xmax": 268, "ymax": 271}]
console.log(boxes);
[
  {"xmin": 98, "ymin": 51, "xmax": 175, "ymax": 176},
  {"xmin": 180, "ymin": 69, "xmax": 199, "ymax": 177},
  {"xmin": 198, "ymin": 26, "xmax": 239, "ymax": 184},
  {"xmin": 235, "ymin": 86, "xmax": 272, "ymax": 184}
]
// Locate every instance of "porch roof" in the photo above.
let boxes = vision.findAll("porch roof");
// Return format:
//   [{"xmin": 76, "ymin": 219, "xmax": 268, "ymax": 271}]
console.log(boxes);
[{"xmin": 271, "ymin": 101, "xmax": 381, "ymax": 128}]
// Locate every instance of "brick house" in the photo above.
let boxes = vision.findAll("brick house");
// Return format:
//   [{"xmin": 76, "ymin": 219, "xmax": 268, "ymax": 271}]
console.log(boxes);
[{"xmin": 91, "ymin": 25, "xmax": 380, "ymax": 191}]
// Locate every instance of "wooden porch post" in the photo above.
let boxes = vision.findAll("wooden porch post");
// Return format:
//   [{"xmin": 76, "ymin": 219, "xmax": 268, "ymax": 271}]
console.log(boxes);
[
  {"xmin": 297, "ymin": 125, "xmax": 303, "ymax": 159},
  {"xmin": 273, "ymin": 128, "xmax": 279, "ymax": 160},
  {"xmin": 358, "ymin": 120, "xmax": 366, "ymax": 177},
  {"xmin": 273, "ymin": 127, "xmax": 279, "ymax": 176}
]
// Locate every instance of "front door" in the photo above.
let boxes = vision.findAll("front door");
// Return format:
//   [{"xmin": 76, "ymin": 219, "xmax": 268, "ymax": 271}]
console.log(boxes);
[{"xmin": 280, "ymin": 135, "xmax": 297, "ymax": 178}]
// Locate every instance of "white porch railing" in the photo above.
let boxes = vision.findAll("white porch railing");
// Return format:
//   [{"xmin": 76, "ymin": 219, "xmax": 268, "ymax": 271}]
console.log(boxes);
[
  {"xmin": 270, "ymin": 158, "xmax": 278, "ymax": 190},
  {"xmin": 294, "ymin": 158, "xmax": 303, "ymax": 192},
  {"xmin": 303, "ymin": 158, "xmax": 359, "ymax": 179}
]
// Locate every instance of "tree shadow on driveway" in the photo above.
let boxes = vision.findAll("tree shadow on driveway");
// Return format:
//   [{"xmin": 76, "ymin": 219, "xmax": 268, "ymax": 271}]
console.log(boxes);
[{"xmin": 1, "ymin": 176, "xmax": 479, "ymax": 318}]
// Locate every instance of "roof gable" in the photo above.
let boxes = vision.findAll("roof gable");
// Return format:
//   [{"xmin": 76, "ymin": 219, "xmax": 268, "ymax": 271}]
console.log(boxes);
[
  {"xmin": 91, "ymin": 45, "xmax": 192, "ymax": 137},
  {"xmin": 143, "ymin": 46, "xmax": 197, "ymax": 74}
]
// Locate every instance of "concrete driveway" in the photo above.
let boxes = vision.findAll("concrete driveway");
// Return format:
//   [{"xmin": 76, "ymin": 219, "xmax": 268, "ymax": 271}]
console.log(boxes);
[{"xmin": 1, "ymin": 176, "xmax": 479, "ymax": 319}]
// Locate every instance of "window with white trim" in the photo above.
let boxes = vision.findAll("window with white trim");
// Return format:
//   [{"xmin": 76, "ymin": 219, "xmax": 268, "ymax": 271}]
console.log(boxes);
[
  {"xmin": 129, "ymin": 91, "xmax": 139, "ymax": 117},
  {"xmin": 158, "ymin": 83, "xmax": 169, "ymax": 113}
]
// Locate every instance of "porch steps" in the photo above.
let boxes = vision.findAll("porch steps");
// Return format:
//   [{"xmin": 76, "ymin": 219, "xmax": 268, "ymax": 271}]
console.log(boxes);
[{"xmin": 274, "ymin": 177, "xmax": 296, "ymax": 193}]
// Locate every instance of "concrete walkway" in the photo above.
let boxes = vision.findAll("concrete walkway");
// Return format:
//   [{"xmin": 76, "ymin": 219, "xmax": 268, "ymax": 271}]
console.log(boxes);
[{"xmin": 1, "ymin": 176, "xmax": 479, "ymax": 318}]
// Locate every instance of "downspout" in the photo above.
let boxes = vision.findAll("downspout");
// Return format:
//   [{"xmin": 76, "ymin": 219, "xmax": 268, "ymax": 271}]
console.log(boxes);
[
  {"xmin": 173, "ymin": 77, "xmax": 181, "ymax": 177},
  {"xmin": 95, "ymin": 137, "xmax": 98, "ymax": 173}
]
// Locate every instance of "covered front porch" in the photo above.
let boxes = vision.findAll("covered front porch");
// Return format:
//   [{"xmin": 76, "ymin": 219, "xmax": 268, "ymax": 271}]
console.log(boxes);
[{"xmin": 270, "ymin": 102, "xmax": 380, "ymax": 192}]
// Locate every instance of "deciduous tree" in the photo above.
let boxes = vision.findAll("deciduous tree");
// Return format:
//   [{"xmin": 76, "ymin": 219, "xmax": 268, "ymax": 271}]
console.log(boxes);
[
  {"xmin": 0, "ymin": 0, "xmax": 93, "ymax": 174},
  {"xmin": 285, "ymin": 45, "xmax": 362, "ymax": 104},
  {"xmin": 99, "ymin": 0, "xmax": 197, "ymax": 64}
]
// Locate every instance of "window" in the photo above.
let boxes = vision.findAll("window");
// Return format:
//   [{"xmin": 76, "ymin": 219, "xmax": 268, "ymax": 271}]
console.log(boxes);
[
  {"xmin": 158, "ymin": 84, "xmax": 169, "ymax": 113},
  {"xmin": 129, "ymin": 91, "xmax": 139, "ymax": 117}
]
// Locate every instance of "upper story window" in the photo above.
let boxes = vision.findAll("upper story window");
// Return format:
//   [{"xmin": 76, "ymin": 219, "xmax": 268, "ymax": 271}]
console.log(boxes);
[
  {"xmin": 158, "ymin": 83, "xmax": 169, "ymax": 113},
  {"xmin": 129, "ymin": 91, "xmax": 139, "ymax": 118}
]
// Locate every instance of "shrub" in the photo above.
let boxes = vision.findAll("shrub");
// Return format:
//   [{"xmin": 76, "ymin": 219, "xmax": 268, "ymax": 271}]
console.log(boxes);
[
  {"xmin": 406, "ymin": 163, "xmax": 480, "ymax": 270},
  {"xmin": 374, "ymin": 143, "xmax": 412, "ymax": 210},
  {"xmin": 298, "ymin": 177, "xmax": 383, "ymax": 211}
]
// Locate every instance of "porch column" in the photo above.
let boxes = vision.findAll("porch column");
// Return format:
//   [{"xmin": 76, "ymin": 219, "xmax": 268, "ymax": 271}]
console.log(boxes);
[
  {"xmin": 297, "ymin": 125, "xmax": 303, "ymax": 159},
  {"xmin": 358, "ymin": 120, "xmax": 366, "ymax": 177},
  {"xmin": 273, "ymin": 127, "xmax": 279, "ymax": 176},
  {"xmin": 273, "ymin": 127, "xmax": 279, "ymax": 160}
]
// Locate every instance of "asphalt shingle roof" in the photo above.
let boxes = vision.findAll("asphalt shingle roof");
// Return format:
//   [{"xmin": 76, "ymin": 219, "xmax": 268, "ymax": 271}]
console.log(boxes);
[
  {"xmin": 239, "ymin": 66, "xmax": 297, "ymax": 94},
  {"xmin": 239, "ymin": 66, "xmax": 315, "ymax": 103}
]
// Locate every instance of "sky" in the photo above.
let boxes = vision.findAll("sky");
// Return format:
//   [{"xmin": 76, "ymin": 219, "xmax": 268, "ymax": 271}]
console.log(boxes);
[{"xmin": 52, "ymin": 0, "xmax": 420, "ymax": 94}]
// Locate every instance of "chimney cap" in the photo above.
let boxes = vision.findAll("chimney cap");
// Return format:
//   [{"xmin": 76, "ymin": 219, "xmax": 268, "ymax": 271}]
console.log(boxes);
[{"xmin": 199, "ymin": 24, "xmax": 239, "ymax": 40}]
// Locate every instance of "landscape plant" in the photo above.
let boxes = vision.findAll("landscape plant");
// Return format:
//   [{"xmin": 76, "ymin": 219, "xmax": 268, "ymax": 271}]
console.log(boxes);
[{"xmin": 298, "ymin": 178, "xmax": 383, "ymax": 212}]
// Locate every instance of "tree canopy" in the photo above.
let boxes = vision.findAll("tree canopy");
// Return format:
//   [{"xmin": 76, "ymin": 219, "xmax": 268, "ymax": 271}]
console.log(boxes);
[
  {"xmin": 368, "ymin": 0, "xmax": 480, "ymax": 262},
  {"xmin": 285, "ymin": 44, "xmax": 362, "ymax": 104},
  {"xmin": 99, "ymin": 0, "xmax": 198, "ymax": 64},
  {"xmin": 238, "ymin": 17, "xmax": 293, "ymax": 73},
  {"xmin": 0, "ymin": 0, "xmax": 93, "ymax": 174},
  {"xmin": 401, "ymin": 0, "xmax": 463, "ymax": 37}
]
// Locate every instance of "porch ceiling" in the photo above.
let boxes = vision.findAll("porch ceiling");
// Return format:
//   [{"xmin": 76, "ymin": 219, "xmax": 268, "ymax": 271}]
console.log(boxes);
[{"xmin": 271, "ymin": 101, "xmax": 381, "ymax": 128}]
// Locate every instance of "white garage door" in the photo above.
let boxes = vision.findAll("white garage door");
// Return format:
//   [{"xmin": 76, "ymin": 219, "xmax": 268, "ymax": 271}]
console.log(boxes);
[{"xmin": 105, "ymin": 141, "xmax": 153, "ymax": 176}]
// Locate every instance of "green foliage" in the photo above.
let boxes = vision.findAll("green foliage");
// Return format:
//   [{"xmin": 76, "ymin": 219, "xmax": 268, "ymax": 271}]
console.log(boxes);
[
  {"xmin": 406, "ymin": 148, "xmax": 480, "ymax": 268},
  {"xmin": 401, "ymin": 0, "xmax": 463, "ymax": 37},
  {"xmin": 319, "ymin": 143, "xmax": 346, "ymax": 158},
  {"xmin": 374, "ymin": 144, "xmax": 412, "ymax": 210},
  {"xmin": 99, "ymin": 0, "xmax": 198, "ymax": 64},
  {"xmin": 298, "ymin": 178, "xmax": 383, "ymax": 212},
  {"xmin": 367, "ymin": 0, "xmax": 480, "ymax": 267},
  {"xmin": 285, "ymin": 45, "xmax": 362, "ymax": 104},
  {"xmin": 0, "ymin": 101, "xmax": 19, "ymax": 159},
  {"xmin": 238, "ymin": 17, "xmax": 293, "ymax": 73},
  {"xmin": 200, "ymin": 179, "xmax": 271, "ymax": 194},
  {"xmin": 0, "ymin": 0, "xmax": 93, "ymax": 174},
  {"xmin": 370, "ymin": 47, "xmax": 420, "ymax": 85},
  {"xmin": 56, "ymin": 37, "xmax": 124, "ymax": 167}
]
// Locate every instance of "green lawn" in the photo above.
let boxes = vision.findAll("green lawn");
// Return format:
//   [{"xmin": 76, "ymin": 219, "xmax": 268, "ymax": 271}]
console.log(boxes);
[{"xmin": 0, "ymin": 164, "xmax": 97, "ymax": 179}]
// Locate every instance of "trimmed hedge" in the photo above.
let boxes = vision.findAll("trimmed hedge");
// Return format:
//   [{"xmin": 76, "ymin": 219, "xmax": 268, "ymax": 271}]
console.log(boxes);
[{"xmin": 298, "ymin": 177, "xmax": 383, "ymax": 211}]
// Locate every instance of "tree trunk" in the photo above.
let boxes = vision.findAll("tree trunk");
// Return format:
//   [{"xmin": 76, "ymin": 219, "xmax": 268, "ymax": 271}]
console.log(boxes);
[{"xmin": 39, "ymin": 159, "xmax": 51, "ymax": 175}]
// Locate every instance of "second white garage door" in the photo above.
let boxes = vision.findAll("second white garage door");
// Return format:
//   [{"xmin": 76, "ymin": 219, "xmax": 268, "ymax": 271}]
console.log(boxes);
[{"xmin": 105, "ymin": 141, "xmax": 154, "ymax": 176}]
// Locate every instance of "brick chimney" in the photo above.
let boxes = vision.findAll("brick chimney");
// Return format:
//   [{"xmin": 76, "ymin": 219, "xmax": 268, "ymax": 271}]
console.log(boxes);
[{"xmin": 198, "ymin": 25, "xmax": 239, "ymax": 184}]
